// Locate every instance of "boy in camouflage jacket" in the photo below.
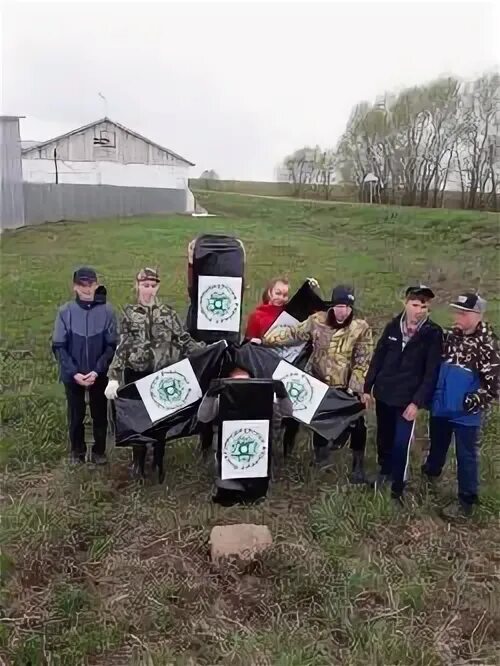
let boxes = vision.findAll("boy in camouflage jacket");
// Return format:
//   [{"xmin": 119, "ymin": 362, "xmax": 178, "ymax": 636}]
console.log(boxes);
[
  {"xmin": 260, "ymin": 284, "xmax": 373, "ymax": 482},
  {"xmin": 105, "ymin": 268, "xmax": 205, "ymax": 481}
]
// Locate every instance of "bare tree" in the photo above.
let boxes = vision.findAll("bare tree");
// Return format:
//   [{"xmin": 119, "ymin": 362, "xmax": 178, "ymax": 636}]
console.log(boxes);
[
  {"xmin": 280, "ymin": 146, "xmax": 335, "ymax": 197},
  {"xmin": 336, "ymin": 73, "xmax": 499, "ymax": 210},
  {"xmin": 282, "ymin": 147, "xmax": 313, "ymax": 196},
  {"xmin": 200, "ymin": 169, "xmax": 220, "ymax": 180},
  {"xmin": 455, "ymin": 73, "xmax": 500, "ymax": 209}
]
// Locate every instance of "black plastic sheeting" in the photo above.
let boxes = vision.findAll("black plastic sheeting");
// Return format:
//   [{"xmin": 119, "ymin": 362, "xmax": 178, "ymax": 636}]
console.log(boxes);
[
  {"xmin": 216, "ymin": 378, "xmax": 276, "ymax": 502},
  {"xmin": 186, "ymin": 234, "xmax": 245, "ymax": 344},
  {"xmin": 234, "ymin": 343, "xmax": 364, "ymax": 441},
  {"xmin": 114, "ymin": 341, "xmax": 228, "ymax": 446},
  {"xmin": 113, "ymin": 341, "xmax": 364, "ymax": 448},
  {"xmin": 284, "ymin": 280, "xmax": 326, "ymax": 323}
]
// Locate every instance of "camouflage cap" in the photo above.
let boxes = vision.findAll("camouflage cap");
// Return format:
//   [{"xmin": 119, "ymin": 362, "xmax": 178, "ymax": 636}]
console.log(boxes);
[{"xmin": 136, "ymin": 267, "xmax": 160, "ymax": 283}]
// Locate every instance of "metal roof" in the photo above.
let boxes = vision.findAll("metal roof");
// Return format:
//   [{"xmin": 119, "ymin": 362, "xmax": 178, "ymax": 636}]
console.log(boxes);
[
  {"xmin": 21, "ymin": 140, "xmax": 40, "ymax": 150},
  {"xmin": 20, "ymin": 117, "xmax": 195, "ymax": 166}
]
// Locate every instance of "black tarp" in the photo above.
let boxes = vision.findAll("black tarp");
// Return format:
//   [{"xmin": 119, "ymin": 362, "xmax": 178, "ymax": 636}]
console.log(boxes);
[
  {"xmin": 114, "ymin": 340, "xmax": 364, "ymax": 449},
  {"xmin": 233, "ymin": 343, "xmax": 364, "ymax": 441},
  {"xmin": 216, "ymin": 378, "xmax": 276, "ymax": 503},
  {"xmin": 114, "ymin": 341, "xmax": 228, "ymax": 446},
  {"xmin": 186, "ymin": 234, "xmax": 245, "ymax": 344},
  {"xmin": 284, "ymin": 280, "xmax": 326, "ymax": 323}
]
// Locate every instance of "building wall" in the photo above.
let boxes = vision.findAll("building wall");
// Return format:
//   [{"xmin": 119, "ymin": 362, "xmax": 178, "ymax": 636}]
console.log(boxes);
[
  {"xmin": 22, "ymin": 158, "xmax": 190, "ymax": 189},
  {"xmin": 22, "ymin": 120, "xmax": 189, "ymax": 167},
  {"xmin": 23, "ymin": 183, "xmax": 188, "ymax": 225},
  {"xmin": 0, "ymin": 117, "xmax": 25, "ymax": 232}
]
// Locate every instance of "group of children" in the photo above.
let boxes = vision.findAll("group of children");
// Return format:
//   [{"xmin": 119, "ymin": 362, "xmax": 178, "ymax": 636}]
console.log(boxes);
[{"xmin": 52, "ymin": 265, "xmax": 499, "ymax": 516}]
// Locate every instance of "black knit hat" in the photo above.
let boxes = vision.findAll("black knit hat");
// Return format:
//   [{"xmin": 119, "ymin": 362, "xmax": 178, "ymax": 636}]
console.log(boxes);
[{"xmin": 328, "ymin": 284, "xmax": 355, "ymax": 307}]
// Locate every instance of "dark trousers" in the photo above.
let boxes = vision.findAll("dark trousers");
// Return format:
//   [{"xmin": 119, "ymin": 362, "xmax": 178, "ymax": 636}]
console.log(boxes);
[
  {"xmin": 124, "ymin": 368, "xmax": 166, "ymax": 479},
  {"xmin": 376, "ymin": 401, "xmax": 416, "ymax": 495},
  {"xmin": 424, "ymin": 416, "xmax": 480, "ymax": 506},
  {"xmin": 313, "ymin": 415, "xmax": 367, "ymax": 455},
  {"xmin": 199, "ymin": 421, "xmax": 214, "ymax": 455},
  {"xmin": 64, "ymin": 376, "xmax": 108, "ymax": 458}
]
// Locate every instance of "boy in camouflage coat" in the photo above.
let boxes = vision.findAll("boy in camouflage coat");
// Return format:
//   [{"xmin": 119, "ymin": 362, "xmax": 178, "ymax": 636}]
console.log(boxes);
[
  {"xmin": 105, "ymin": 267, "xmax": 205, "ymax": 481},
  {"xmin": 423, "ymin": 293, "xmax": 500, "ymax": 516}
]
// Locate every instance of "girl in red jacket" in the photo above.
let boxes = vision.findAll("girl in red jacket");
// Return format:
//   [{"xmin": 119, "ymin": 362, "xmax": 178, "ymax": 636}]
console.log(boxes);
[
  {"xmin": 245, "ymin": 277, "xmax": 290, "ymax": 339},
  {"xmin": 246, "ymin": 277, "xmax": 301, "ymax": 457}
]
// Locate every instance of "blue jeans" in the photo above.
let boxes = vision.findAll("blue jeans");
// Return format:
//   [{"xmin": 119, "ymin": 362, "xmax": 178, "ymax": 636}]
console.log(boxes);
[{"xmin": 424, "ymin": 416, "xmax": 480, "ymax": 506}]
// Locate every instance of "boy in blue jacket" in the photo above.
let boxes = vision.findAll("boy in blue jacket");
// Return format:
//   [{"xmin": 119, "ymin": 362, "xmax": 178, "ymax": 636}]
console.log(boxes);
[
  {"xmin": 52, "ymin": 267, "xmax": 117, "ymax": 464},
  {"xmin": 423, "ymin": 293, "xmax": 499, "ymax": 515}
]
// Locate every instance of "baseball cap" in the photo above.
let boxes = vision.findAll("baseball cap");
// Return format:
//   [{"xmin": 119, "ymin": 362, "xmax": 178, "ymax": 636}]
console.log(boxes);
[
  {"xmin": 329, "ymin": 285, "xmax": 355, "ymax": 307},
  {"xmin": 405, "ymin": 285, "xmax": 435, "ymax": 300},
  {"xmin": 137, "ymin": 267, "xmax": 160, "ymax": 283},
  {"xmin": 73, "ymin": 266, "xmax": 97, "ymax": 284},
  {"xmin": 449, "ymin": 292, "xmax": 487, "ymax": 313}
]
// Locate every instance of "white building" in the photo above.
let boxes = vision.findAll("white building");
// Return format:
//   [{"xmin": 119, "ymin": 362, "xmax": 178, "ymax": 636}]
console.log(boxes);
[{"xmin": 22, "ymin": 117, "xmax": 195, "ymax": 195}]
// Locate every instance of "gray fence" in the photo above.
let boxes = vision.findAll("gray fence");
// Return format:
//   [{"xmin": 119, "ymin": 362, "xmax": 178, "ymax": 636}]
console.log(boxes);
[
  {"xmin": 1, "ymin": 117, "xmax": 25, "ymax": 231},
  {"xmin": 23, "ymin": 183, "xmax": 188, "ymax": 226}
]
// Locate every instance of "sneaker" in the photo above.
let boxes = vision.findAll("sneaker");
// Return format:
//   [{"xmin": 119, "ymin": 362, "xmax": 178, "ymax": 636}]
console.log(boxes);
[
  {"xmin": 420, "ymin": 472, "xmax": 439, "ymax": 493},
  {"xmin": 391, "ymin": 491, "xmax": 404, "ymax": 507},
  {"xmin": 440, "ymin": 502, "xmax": 474, "ymax": 520},
  {"xmin": 90, "ymin": 452, "xmax": 108, "ymax": 465},
  {"xmin": 350, "ymin": 471, "xmax": 375, "ymax": 487},
  {"xmin": 421, "ymin": 466, "xmax": 439, "ymax": 484},
  {"xmin": 69, "ymin": 453, "xmax": 85, "ymax": 465}
]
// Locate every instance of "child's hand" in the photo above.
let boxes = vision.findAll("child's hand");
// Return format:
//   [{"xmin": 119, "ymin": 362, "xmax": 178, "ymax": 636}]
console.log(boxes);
[{"xmin": 74, "ymin": 373, "xmax": 88, "ymax": 386}]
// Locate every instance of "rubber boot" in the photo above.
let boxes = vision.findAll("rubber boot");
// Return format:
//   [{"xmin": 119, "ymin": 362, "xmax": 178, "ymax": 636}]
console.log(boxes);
[
  {"xmin": 283, "ymin": 420, "xmax": 299, "ymax": 459},
  {"xmin": 131, "ymin": 445, "xmax": 146, "ymax": 480},
  {"xmin": 349, "ymin": 450, "xmax": 372, "ymax": 485},
  {"xmin": 153, "ymin": 442, "xmax": 166, "ymax": 484},
  {"xmin": 199, "ymin": 423, "xmax": 213, "ymax": 462},
  {"xmin": 313, "ymin": 443, "xmax": 332, "ymax": 469}
]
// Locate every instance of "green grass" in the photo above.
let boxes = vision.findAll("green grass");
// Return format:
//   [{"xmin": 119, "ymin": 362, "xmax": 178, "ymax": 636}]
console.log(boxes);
[{"xmin": 1, "ymin": 193, "xmax": 499, "ymax": 665}]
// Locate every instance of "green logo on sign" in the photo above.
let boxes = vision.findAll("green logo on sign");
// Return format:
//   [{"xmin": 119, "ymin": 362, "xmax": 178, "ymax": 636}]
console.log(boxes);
[
  {"xmin": 224, "ymin": 427, "xmax": 267, "ymax": 471},
  {"xmin": 282, "ymin": 372, "xmax": 313, "ymax": 412},
  {"xmin": 150, "ymin": 370, "xmax": 191, "ymax": 411},
  {"xmin": 200, "ymin": 283, "xmax": 238, "ymax": 324}
]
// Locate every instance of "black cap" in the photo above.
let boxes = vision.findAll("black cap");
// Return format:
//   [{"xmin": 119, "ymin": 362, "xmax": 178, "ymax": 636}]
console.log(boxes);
[
  {"xmin": 73, "ymin": 266, "xmax": 97, "ymax": 284},
  {"xmin": 449, "ymin": 292, "xmax": 486, "ymax": 314},
  {"xmin": 329, "ymin": 285, "xmax": 355, "ymax": 307},
  {"xmin": 405, "ymin": 285, "xmax": 435, "ymax": 300}
]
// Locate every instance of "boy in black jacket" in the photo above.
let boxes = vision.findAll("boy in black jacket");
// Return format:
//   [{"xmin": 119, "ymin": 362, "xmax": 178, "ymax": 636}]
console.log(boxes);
[{"xmin": 363, "ymin": 286, "xmax": 442, "ymax": 500}]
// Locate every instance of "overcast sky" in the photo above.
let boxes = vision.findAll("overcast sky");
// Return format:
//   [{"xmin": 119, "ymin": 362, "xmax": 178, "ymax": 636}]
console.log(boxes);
[{"xmin": 2, "ymin": 0, "xmax": 499, "ymax": 180}]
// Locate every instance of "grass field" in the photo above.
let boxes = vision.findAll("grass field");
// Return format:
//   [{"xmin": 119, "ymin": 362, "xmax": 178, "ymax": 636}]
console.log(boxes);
[{"xmin": 1, "ymin": 192, "xmax": 499, "ymax": 665}]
